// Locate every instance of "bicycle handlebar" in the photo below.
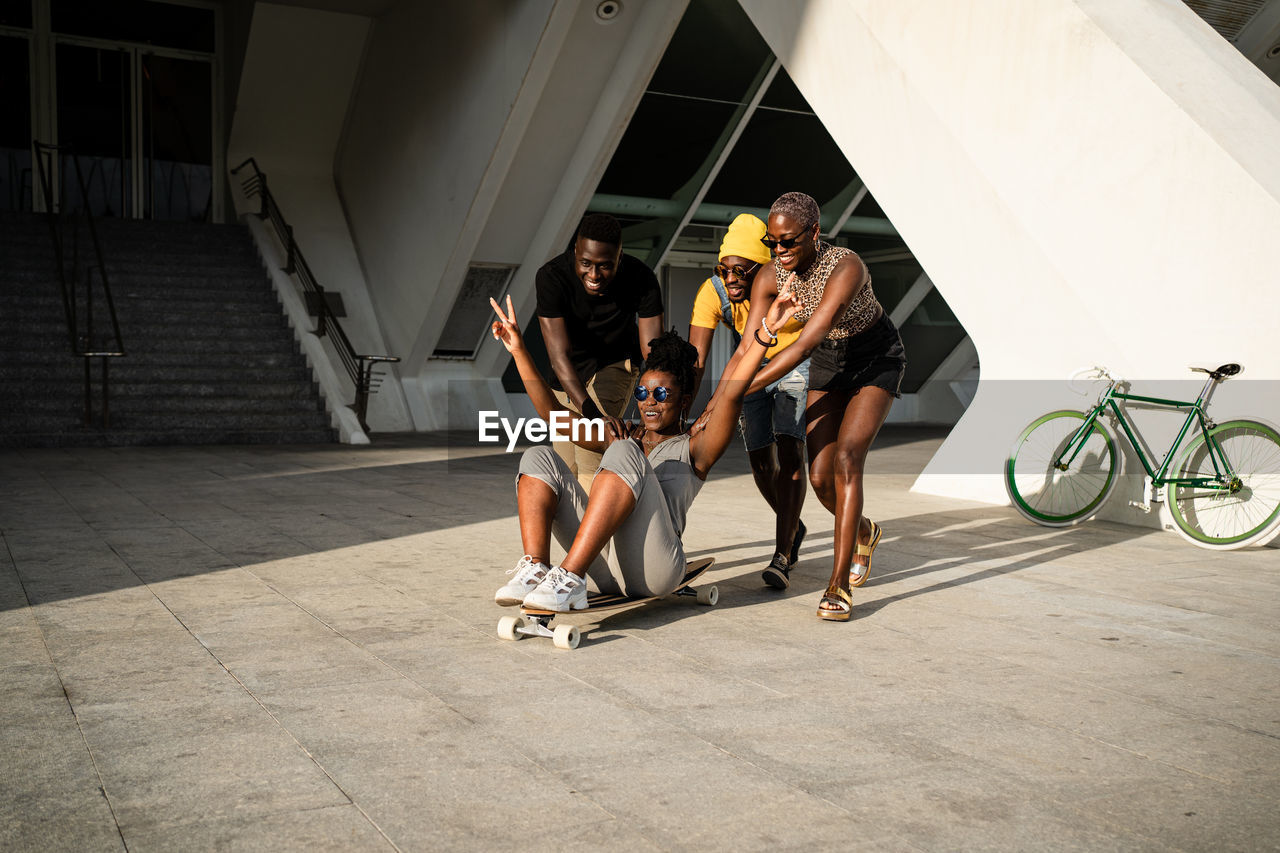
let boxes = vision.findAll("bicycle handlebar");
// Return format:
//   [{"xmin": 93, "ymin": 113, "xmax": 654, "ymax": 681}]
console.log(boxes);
[{"xmin": 1068, "ymin": 366, "xmax": 1118, "ymax": 396}]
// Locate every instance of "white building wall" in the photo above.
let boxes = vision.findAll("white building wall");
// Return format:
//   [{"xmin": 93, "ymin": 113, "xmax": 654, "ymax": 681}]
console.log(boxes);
[
  {"xmin": 228, "ymin": 1, "xmax": 414, "ymax": 438},
  {"xmin": 335, "ymin": 0, "xmax": 688, "ymax": 430},
  {"xmin": 738, "ymin": 0, "xmax": 1280, "ymax": 530}
]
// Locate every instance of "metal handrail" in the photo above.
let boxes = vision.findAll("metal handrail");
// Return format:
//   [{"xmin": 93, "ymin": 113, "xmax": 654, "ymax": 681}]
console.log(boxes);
[
  {"xmin": 33, "ymin": 141, "xmax": 126, "ymax": 428},
  {"xmin": 230, "ymin": 157, "xmax": 398, "ymax": 432}
]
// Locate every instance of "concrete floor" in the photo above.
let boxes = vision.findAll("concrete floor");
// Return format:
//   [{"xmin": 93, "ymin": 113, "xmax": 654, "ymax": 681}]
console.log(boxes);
[{"xmin": 2, "ymin": 427, "xmax": 1277, "ymax": 851}]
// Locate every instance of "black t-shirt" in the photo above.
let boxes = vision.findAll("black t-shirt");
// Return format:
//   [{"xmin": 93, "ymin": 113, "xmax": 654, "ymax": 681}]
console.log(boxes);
[{"xmin": 535, "ymin": 249, "xmax": 663, "ymax": 391}]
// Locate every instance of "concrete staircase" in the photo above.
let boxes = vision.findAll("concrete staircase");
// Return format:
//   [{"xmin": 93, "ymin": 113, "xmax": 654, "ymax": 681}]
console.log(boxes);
[{"xmin": 0, "ymin": 211, "xmax": 336, "ymax": 447}]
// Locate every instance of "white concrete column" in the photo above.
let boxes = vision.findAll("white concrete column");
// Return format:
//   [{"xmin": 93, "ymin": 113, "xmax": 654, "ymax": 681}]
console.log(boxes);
[
  {"xmin": 738, "ymin": 0, "xmax": 1280, "ymax": 527},
  {"xmin": 337, "ymin": 0, "xmax": 688, "ymax": 430},
  {"xmin": 228, "ymin": 2, "xmax": 414, "ymax": 437}
]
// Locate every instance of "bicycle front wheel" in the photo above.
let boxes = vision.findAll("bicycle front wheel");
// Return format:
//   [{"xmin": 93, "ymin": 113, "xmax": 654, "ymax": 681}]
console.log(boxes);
[
  {"xmin": 1005, "ymin": 410, "xmax": 1120, "ymax": 527},
  {"xmin": 1166, "ymin": 419, "xmax": 1280, "ymax": 549}
]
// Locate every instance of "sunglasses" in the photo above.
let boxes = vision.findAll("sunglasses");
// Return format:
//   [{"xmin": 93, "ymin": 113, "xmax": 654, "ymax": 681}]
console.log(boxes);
[
  {"xmin": 634, "ymin": 385, "xmax": 672, "ymax": 403},
  {"xmin": 713, "ymin": 262, "xmax": 760, "ymax": 281},
  {"xmin": 760, "ymin": 227, "xmax": 814, "ymax": 251}
]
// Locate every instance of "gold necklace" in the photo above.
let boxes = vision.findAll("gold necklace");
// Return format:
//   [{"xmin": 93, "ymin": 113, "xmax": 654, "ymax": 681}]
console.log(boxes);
[{"xmin": 642, "ymin": 430, "xmax": 682, "ymax": 449}]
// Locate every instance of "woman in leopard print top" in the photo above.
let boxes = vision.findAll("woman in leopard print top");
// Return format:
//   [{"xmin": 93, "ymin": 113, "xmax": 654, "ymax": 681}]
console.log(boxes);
[
  {"xmin": 729, "ymin": 191, "xmax": 906, "ymax": 622},
  {"xmin": 777, "ymin": 240, "xmax": 880, "ymax": 338}
]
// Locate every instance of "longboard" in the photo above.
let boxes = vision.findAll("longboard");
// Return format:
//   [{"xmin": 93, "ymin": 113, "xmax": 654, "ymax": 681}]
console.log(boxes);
[{"xmin": 496, "ymin": 557, "xmax": 716, "ymax": 650}]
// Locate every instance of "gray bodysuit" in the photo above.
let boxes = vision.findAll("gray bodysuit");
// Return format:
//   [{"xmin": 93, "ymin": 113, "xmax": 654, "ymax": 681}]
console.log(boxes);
[{"xmin": 517, "ymin": 435, "xmax": 704, "ymax": 598}]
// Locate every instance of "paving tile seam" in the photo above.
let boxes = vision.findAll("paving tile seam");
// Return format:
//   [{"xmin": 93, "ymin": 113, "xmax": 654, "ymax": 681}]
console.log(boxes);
[
  {"xmin": 453, "ymin": 615, "xmax": 870, "ymax": 814},
  {"xmin": 147, "ymin": 602, "xmax": 407, "ymax": 852},
  {"xmin": 576, "ymin": 634, "xmax": 791, "ymax": 698},
  {"xmin": 946, "ymin": 732, "xmax": 1242, "ymax": 847},
  {"xmin": 894, "ymin": 581, "xmax": 1280, "ymax": 661},
  {"xmin": 116, "ymin": 801, "xmax": 401, "ymax": 851},
  {"xmin": 809, "ymin": 611, "xmax": 1280, "ymax": 767},
  {"xmin": 5, "ymin": 566, "xmax": 130, "ymax": 850},
  {"xmin": 845, "ymin": 542, "xmax": 1273, "ymax": 622},
  {"xmin": 484, "ymin": 628, "xmax": 901, "ymax": 820},
  {"xmin": 942, "ymin": 560, "xmax": 1278, "ymax": 606},
  {"xmin": 939, "ymin": 662, "xmax": 1269, "ymax": 775},
  {"xmin": 82, "ymin": 557, "xmax": 408, "ymax": 847},
  {"xmin": 219, "ymin": 564, "xmax": 489, "ymax": 731},
  {"xmin": 244, "ymin": 601, "xmax": 648, "ymax": 838},
  {"xmin": 1021, "ymin": 799, "xmax": 1195, "ymax": 853},
  {"xmin": 858, "ymin": 739, "xmax": 1191, "ymax": 852},
  {"xmin": 6, "ymin": 435, "xmax": 1275, "ymax": 850},
  {"xmin": 1003, "ymin": 693, "xmax": 1237, "ymax": 778},
  {"xmin": 854, "ymin": 552, "xmax": 1073, "ymax": 600}
]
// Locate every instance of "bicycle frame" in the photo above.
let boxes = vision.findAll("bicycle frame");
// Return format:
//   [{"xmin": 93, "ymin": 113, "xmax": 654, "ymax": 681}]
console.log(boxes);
[{"xmin": 1057, "ymin": 375, "xmax": 1238, "ymax": 494}]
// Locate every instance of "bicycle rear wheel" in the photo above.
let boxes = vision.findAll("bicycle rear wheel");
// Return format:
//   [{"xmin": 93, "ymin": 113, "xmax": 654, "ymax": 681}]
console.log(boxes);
[
  {"xmin": 1166, "ymin": 419, "xmax": 1280, "ymax": 549},
  {"xmin": 1005, "ymin": 410, "xmax": 1120, "ymax": 526}
]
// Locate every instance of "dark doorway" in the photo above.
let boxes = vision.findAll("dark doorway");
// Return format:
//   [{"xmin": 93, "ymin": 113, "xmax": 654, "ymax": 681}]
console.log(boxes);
[
  {"xmin": 54, "ymin": 41, "xmax": 213, "ymax": 221},
  {"xmin": 0, "ymin": 34, "xmax": 32, "ymax": 211}
]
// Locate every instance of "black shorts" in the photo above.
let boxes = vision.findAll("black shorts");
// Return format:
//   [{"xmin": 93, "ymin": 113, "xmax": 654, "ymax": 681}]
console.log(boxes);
[{"xmin": 808, "ymin": 312, "xmax": 907, "ymax": 396}]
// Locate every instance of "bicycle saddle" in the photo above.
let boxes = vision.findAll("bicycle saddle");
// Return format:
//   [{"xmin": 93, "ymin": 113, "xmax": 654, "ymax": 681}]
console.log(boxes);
[{"xmin": 1190, "ymin": 363, "xmax": 1242, "ymax": 379}]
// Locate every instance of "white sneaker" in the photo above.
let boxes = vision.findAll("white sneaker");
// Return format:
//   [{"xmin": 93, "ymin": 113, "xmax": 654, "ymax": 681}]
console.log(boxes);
[
  {"xmin": 495, "ymin": 555, "xmax": 549, "ymax": 605},
  {"xmin": 522, "ymin": 566, "xmax": 588, "ymax": 612}
]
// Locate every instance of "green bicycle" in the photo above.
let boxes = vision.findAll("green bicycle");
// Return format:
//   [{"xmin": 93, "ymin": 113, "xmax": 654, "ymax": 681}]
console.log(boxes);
[{"xmin": 1004, "ymin": 363, "xmax": 1280, "ymax": 550}]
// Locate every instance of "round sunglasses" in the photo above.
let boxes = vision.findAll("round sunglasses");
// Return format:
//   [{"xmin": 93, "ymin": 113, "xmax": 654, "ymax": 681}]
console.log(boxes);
[
  {"xmin": 713, "ymin": 262, "xmax": 760, "ymax": 280},
  {"xmin": 634, "ymin": 385, "xmax": 672, "ymax": 403}
]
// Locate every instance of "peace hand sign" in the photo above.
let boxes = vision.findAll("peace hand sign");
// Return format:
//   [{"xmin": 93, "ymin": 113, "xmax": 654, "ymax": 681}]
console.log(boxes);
[{"xmin": 489, "ymin": 294, "xmax": 524, "ymax": 354}]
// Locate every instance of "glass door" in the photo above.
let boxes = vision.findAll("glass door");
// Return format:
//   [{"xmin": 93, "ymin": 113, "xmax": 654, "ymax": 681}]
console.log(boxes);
[
  {"xmin": 139, "ymin": 52, "xmax": 213, "ymax": 221},
  {"xmin": 55, "ymin": 41, "xmax": 132, "ymax": 217},
  {"xmin": 0, "ymin": 33, "xmax": 33, "ymax": 211},
  {"xmin": 54, "ymin": 40, "xmax": 213, "ymax": 221}
]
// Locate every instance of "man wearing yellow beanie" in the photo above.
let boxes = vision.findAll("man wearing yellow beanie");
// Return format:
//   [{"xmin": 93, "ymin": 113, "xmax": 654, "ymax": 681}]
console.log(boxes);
[{"xmin": 688, "ymin": 213, "xmax": 810, "ymax": 589}]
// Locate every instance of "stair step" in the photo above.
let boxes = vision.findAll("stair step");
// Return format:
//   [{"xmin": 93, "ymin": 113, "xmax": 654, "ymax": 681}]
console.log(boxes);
[
  {"xmin": 1, "ymin": 303, "xmax": 284, "ymax": 325},
  {"xmin": 7, "ymin": 321, "xmax": 292, "ymax": 344},
  {"xmin": 5, "ymin": 265, "xmax": 273, "ymax": 282},
  {"xmin": 0, "ymin": 214, "xmax": 351, "ymax": 447},
  {"xmin": 0, "ymin": 410, "xmax": 333, "ymax": 431},
  {"xmin": 0, "ymin": 289, "xmax": 280, "ymax": 310},
  {"xmin": 1, "ymin": 378, "xmax": 322, "ymax": 399},
  {"xmin": 0, "ymin": 350, "xmax": 311, "ymax": 371},
  {"xmin": 5, "ymin": 393, "xmax": 325, "ymax": 415},
  {"xmin": 1, "ymin": 366, "xmax": 318, "ymax": 387},
  {"xmin": 0, "ymin": 241, "xmax": 259, "ymax": 259},
  {"xmin": 2, "ymin": 270, "xmax": 278, "ymax": 293},
  {"xmin": 0, "ymin": 427, "xmax": 338, "ymax": 449}
]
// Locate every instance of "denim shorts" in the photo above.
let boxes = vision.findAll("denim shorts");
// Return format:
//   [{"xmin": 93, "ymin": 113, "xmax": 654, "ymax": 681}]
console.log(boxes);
[
  {"xmin": 809, "ymin": 312, "xmax": 906, "ymax": 397},
  {"xmin": 738, "ymin": 358, "xmax": 810, "ymax": 452}
]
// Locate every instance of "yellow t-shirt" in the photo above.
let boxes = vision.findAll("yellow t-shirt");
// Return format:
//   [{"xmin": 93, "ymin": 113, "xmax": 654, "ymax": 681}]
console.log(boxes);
[{"xmin": 689, "ymin": 277, "xmax": 803, "ymax": 360}]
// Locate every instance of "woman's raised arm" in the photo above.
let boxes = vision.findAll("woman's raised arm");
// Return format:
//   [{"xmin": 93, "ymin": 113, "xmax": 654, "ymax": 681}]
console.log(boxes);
[
  {"xmin": 687, "ymin": 283, "xmax": 797, "ymax": 477},
  {"xmin": 490, "ymin": 295, "xmax": 611, "ymax": 454}
]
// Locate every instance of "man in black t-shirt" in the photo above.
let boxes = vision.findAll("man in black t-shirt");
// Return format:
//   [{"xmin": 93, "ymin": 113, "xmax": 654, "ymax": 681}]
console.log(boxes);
[{"xmin": 536, "ymin": 214, "xmax": 663, "ymax": 489}]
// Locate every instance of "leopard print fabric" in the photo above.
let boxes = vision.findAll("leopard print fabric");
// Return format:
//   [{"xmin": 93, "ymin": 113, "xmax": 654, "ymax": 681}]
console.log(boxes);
[{"xmin": 777, "ymin": 242, "xmax": 881, "ymax": 340}]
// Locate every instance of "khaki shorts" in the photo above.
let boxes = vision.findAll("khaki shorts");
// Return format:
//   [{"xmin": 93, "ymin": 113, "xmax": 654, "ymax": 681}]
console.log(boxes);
[{"xmin": 551, "ymin": 359, "xmax": 638, "ymax": 492}]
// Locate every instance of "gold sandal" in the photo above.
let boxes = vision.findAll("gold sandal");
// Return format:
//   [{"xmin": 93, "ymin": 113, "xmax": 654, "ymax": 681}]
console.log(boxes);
[
  {"xmin": 849, "ymin": 519, "xmax": 882, "ymax": 589},
  {"xmin": 817, "ymin": 585, "xmax": 853, "ymax": 621}
]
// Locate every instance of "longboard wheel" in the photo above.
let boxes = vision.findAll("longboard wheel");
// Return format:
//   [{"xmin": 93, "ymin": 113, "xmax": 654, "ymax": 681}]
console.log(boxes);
[
  {"xmin": 696, "ymin": 585, "xmax": 719, "ymax": 606},
  {"xmin": 552, "ymin": 624, "xmax": 580, "ymax": 650},
  {"xmin": 497, "ymin": 615, "xmax": 524, "ymax": 641}
]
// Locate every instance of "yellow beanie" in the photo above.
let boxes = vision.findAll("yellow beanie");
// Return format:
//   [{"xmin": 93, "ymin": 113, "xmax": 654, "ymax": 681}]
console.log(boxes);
[{"xmin": 718, "ymin": 213, "xmax": 771, "ymax": 265}]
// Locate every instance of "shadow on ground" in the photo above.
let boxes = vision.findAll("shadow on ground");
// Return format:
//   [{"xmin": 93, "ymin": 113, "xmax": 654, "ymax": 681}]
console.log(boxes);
[{"xmin": 557, "ymin": 502, "xmax": 1165, "ymax": 641}]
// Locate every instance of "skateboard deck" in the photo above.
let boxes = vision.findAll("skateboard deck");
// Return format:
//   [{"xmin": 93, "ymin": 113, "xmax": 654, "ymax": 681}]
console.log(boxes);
[{"xmin": 497, "ymin": 557, "xmax": 716, "ymax": 650}]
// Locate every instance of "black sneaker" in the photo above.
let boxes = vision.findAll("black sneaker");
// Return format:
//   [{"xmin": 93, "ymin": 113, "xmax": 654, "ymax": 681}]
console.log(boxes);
[
  {"xmin": 761, "ymin": 553, "xmax": 792, "ymax": 590},
  {"xmin": 789, "ymin": 520, "xmax": 807, "ymax": 566}
]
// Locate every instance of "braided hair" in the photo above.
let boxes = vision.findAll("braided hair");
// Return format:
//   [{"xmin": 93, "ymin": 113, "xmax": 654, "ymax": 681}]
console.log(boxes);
[{"xmin": 642, "ymin": 330, "xmax": 697, "ymax": 399}]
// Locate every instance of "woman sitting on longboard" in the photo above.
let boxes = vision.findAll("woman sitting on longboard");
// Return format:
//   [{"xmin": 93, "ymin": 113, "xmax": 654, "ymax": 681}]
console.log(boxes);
[{"xmin": 490, "ymin": 285, "xmax": 798, "ymax": 612}]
